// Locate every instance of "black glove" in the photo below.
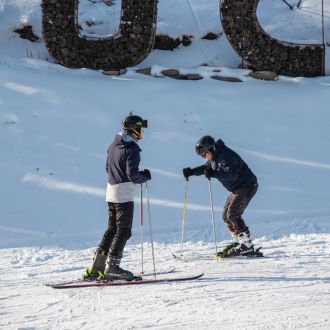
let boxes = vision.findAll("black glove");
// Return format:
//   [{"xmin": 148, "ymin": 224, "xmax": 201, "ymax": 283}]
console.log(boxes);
[
  {"xmin": 204, "ymin": 167, "xmax": 214, "ymax": 180},
  {"xmin": 142, "ymin": 169, "xmax": 151, "ymax": 180},
  {"xmin": 183, "ymin": 167, "xmax": 193, "ymax": 180}
]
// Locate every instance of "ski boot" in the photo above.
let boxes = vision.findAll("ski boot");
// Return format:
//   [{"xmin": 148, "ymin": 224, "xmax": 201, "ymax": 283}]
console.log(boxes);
[
  {"xmin": 84, "ymin": 247, "xmax": 108, "ymax": 280},
  {"xmin": 221, "ymin": 228, "xmax": 263, "ymax": 258},
  {"xmin": 225, "ymin": 243, "xmax": 255, "ymax": 257},
  {"xmin": 99, "ymin": 256, "xmax": 141, "ymax": 282},
  {"xmin": 217, "ymin": 232, "xmax": 239, "ymax": 258},
  {"xmin": 217, "ymin": 242, "xmax": 239, "ymax": 258},
  {"xmin": 226, "ymin": 245, "xmax": 263, "ymax": 258}
]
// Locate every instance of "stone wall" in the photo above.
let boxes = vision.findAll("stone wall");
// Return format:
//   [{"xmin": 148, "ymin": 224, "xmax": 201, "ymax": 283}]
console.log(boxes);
[
  {"xmin": 42, "ymin": 0, "xmax": 157, "ymax": 70},
  {"xmin": 220, "ymin": 0, "xmax": 324, "ymax": 77}
]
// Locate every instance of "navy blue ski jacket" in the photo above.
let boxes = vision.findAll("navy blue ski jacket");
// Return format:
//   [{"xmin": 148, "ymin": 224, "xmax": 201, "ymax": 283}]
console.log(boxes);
[
  {"xmin": 191, "ymin": 139, "xmax": 257, "ymax": 192},
  {"xmin": 106, "ymin": 134, "xmax": 148, "ymax": 185}
]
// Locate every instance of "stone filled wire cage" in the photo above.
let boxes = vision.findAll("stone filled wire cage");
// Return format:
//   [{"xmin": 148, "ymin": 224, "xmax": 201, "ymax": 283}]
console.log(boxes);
[
  {"xmin": 42, "ymin": 0, "xmax": 157, "ymax": 70},
  {"xmin": 220, "ymin": 0, "xmax": 325, "ymax": 77}
]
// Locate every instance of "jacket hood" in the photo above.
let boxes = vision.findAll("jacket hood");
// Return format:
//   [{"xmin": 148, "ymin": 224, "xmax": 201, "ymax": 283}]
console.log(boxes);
[
  {"xmin": 215, "ymin": 139, "xmax": 225, "ymax": 155},
  {"xmin": 113, "ymin": 133, "xmax": 141, "ymax": 150}
]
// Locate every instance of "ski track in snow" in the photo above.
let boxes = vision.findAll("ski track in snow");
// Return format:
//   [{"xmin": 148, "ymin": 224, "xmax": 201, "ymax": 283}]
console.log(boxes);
[
  {"xmin": 20, "ymin": 173, "xmax": 299, "ymax": 216},
  {"xmin": 0, "ymin": 234, "xmax": 330, "ymax": 330},
  {"xmin": 236, "ymin": 147, "xmax": 330, "ymax": 170}
]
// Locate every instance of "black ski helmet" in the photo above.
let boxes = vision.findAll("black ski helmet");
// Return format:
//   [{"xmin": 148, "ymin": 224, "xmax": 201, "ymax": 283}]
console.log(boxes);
[
  {"xmin": 122, "ymin": 115, "xmax": 148, "ymax": 130},
  {"xmin": 122, "ymin": 115, "xmax": 148, "ymax": 139},
  {"xmin": 195, "ymin": 135, "xmax": 216, "ymax": 156}
]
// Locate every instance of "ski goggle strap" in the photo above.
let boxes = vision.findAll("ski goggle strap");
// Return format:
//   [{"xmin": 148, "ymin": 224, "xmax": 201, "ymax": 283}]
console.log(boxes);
[{"xmin": 132, "ymin": 127, "xmax": 144, "ymax": 140}]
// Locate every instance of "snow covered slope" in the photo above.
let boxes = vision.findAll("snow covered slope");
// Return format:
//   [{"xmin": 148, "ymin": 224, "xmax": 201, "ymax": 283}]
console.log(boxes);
[
  {"xmin": 1, "ymin": 1, "xmax": 330, "ymax": 329},
  {"xmin": 1, "ymin": 57, "xmax": 330, "ymax": 247}
]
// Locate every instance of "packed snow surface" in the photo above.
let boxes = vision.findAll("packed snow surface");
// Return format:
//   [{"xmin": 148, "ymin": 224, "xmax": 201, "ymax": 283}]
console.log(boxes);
[
  {"xmin": 1, "ymin": 235, "xmax": 330, "ymax": 329},
  {"xmin": 0, "ymin": 0, "xmax": 330, "ymax": 329}
]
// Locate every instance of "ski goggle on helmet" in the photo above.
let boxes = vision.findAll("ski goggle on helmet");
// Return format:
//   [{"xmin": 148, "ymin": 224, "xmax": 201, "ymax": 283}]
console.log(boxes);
[
  {"xmin": 122, "ymin": 115, "xmax": 148, "ymax": 139},
  {"xmin": 195, "ymin": 135, "xmax": 216, "ymax": 156}
]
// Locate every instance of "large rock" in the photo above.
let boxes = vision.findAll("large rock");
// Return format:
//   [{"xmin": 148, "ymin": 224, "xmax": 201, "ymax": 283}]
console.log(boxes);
[
  {"xmin": 154, "ymin": 35, "xmax": 180, "ymax": 51},
  {"xmin": 248, "ymin": 71, "xmax": 278, "ymax": 81},
  {"xmin": 161, "ymin": 69, "xmax": 180, "ymax": 77},
  {"xmin": 211, "ymin": 75, "xmax": 242, "ymax": 82},
  {"xmin": 14, "ymin": 25, "xmax": 39, "ymax": 42}
]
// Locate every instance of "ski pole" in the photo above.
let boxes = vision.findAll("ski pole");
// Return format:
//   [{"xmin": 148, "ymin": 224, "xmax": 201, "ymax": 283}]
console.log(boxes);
[
  {"xmin": 180, "ymin": 179, "xmax": 189, "ymax": 257},
  {"xmin": 145, "ymin": 181, "xmax": 157, "ymax": 279},
  {"xmin": 208, "ymin": 178, "xmax": 218, "ymax": 259},
  {"xmin": 140, "ymin": 183, "xmax": 144, "ymax": 274}
]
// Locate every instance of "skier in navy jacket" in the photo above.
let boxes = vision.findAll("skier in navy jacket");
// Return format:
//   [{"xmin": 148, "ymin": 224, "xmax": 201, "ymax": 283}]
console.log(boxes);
[
  {"xmin": 87, "ymin": 115, "xmax": 151, "ymax": 280},
  {"xmin": 183, "ymin": 136, "xmax": 259, "ymax": 257}
]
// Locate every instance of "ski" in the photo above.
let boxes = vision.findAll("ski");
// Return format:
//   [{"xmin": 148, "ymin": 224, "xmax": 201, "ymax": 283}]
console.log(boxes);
[
  {"xmin": 48, "ymin": 273, "xmax": 204, "ymax": 289},
  {"xmin": 45, "ymin": 266, "xmax": 175, "ymax": 287},
  {"xmin": 173, "ymin": 247, "xmax": 263, "ymax": 261}
]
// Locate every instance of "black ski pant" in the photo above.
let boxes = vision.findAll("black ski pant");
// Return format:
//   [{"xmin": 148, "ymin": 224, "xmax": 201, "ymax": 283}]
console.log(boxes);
[
  {"xmin": 98, "ymin": 201, "xmax": 134, "ymax": 259},
  {"xmin": 222, "ymin": 184, "xmax": 258, "ymax": 234}
]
